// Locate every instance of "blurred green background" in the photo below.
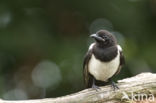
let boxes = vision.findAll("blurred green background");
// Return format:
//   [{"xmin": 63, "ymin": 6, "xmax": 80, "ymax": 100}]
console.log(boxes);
[{"xmin": 0, "ymin": 0, "xmax": 156, "ymax": 100}]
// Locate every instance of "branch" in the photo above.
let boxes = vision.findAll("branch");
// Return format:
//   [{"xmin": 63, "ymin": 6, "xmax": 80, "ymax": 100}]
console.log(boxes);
[{"xmin": 1, "ymin": 72, "xmax": 156, "ymax": 103}]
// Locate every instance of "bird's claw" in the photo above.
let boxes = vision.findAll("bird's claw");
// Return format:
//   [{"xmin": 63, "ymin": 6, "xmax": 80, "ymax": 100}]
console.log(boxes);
[
  {"xmin": 111, "ymin": 81, "xmax": 119, "ymax": 91},
  {"xmin": 92, "ymin": 84, "xmax": 101, "ymax": 91}
]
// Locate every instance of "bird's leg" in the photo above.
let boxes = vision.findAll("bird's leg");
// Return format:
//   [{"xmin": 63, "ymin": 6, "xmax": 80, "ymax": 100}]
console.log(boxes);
[
  {"xmin": 110, "ymin": 79, "xmax": 119, "ymax": 91},
  {"xmin": 111, "ymin": 81, "xmax": 119, "ymax": 90},
  {"xmin": 92, "ymin": 78, "xmax": 100, "ymax": 91}
]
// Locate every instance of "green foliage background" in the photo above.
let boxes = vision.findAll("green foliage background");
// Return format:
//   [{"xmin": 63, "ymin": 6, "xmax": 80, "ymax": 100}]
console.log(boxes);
[{"xmin": 0, "ymin": 0, "xmax": 155, "ymax": 100}]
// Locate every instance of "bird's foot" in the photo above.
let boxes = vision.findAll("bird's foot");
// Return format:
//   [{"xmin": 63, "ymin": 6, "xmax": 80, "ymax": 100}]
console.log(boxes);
[
  {"xmin": 111, "ymin": 81, "xmax": 119, "ymax": 91},
  {"xmin": 92, "ymin": 84, "xmax": 101, "ymax": 91}
]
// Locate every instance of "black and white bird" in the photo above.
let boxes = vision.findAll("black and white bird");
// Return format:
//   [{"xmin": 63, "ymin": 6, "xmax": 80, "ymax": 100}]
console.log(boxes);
[{"xmin": 83, "ymin": 30, "xmax": 125, "ymax": 90}]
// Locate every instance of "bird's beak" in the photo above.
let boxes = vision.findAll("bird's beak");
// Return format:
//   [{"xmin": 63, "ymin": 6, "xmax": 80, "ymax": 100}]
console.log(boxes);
[
  {"xmin": 90, "ymin": 34, "xmax": 97, "ymax": 38},
  {"xmin": 90, "ymin": 34, "xmax": 105, "ymax": 42}
]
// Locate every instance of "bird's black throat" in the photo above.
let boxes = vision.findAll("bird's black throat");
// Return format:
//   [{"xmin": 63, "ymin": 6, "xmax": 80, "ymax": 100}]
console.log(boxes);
[{"xmin": 92, "ymin": 45, "xmax": 118, "ymax": 62}]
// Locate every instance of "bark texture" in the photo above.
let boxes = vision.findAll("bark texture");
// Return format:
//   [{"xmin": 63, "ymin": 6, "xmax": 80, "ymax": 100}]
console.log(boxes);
[{"xmin": 1, "ymin": 72, "xmax": 156, "ymax": 103}]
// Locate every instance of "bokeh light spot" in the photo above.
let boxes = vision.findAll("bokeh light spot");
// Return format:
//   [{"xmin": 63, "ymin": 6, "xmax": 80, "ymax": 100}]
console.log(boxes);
[
  {"xmin": 0, "ymin": 12, "xmax": 11, "ymax": 28},
  {"xmin": 32, "ymin": 60, "xmax": 62, "ymax": 89},
  {"xmin": 89, "ymin": 18, "xmax": 113, "ymax": 34},
  {"xmin": 3, "ymin": 88, "xmax": 28, "ymax": 100}
]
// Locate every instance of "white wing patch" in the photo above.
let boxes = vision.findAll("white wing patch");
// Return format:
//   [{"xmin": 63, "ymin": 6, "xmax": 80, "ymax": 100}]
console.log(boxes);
[
  {"xmin": 117, "ymin": 45, "xmax": 122, "ymax": 51},
  {"xmin": 89, "ymin": 43, "xmax": 95, "ymax": 50}
]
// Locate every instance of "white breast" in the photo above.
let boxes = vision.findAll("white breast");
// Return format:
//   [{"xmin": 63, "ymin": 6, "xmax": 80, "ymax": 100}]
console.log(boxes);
[{"xmin": 88, "ymin": 50, "xmax": 120, "ymax": 81}]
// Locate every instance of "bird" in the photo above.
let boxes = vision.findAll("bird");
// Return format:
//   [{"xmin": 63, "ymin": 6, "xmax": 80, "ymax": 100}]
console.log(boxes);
[{"xmin": 83, "ymin": 30, "xmax": 125, "ymax": 90}]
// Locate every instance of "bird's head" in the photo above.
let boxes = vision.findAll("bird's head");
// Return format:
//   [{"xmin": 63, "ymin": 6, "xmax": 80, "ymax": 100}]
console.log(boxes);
[{"xmin": 90, "ymin": 30, "xmax": 117, "ymax": 47}]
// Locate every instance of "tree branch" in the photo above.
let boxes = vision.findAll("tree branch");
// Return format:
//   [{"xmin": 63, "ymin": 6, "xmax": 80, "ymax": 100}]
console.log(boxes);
[{"xmin": 1, "ymin": 72, "xmax": 156, "ymax": 103}]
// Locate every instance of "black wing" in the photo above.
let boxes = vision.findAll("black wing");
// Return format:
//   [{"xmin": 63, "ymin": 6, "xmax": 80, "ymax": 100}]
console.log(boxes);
[
  {"xmin": 114, "ymin": 50, "xmax": 125, "ymax": 75},
  {"xmin": 83, "ymin": 49, "xmax": 93, "ymax": 88}
]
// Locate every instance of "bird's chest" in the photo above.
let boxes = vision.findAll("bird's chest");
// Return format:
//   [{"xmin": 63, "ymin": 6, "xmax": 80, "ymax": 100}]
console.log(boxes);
[{"xmin": 88, "ymin": 52, "xmax": 120, "ymax": 81}]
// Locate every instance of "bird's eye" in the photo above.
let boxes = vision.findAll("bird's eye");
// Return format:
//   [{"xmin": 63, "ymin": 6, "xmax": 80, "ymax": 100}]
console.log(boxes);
[
  {"xmin": 102, "ymin": 35, "xmax": 105, "ymax": 38},
  {"xmin": 103, "ymin": 36, "xmax": 108, "ymax": 39}
]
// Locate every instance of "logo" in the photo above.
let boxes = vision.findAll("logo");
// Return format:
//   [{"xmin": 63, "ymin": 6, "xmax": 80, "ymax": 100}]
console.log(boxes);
[{"xmin": 121, "ymin": 91, "xmax": 155, "ymax": 102}]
